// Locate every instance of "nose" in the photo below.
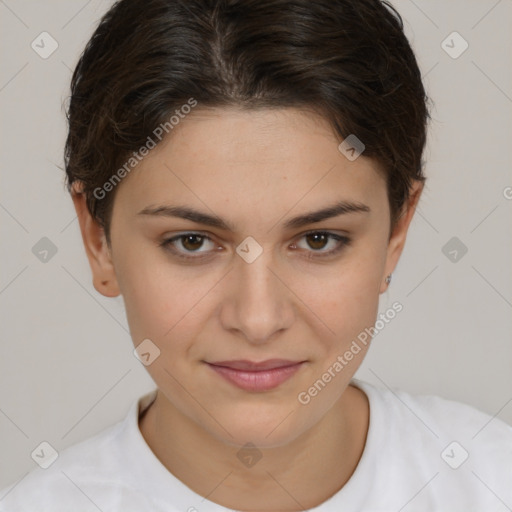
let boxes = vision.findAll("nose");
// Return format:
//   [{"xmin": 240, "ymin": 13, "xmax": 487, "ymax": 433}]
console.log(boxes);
[{"xmin": 220, "ymin": 247, "xmax": 295, "ymax": 345}]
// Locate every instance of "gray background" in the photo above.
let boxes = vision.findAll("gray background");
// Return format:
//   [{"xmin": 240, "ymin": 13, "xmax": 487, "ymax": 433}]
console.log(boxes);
[{"xmin": 1, "ymin": 0, "xmax": 511, "ymax": 491}]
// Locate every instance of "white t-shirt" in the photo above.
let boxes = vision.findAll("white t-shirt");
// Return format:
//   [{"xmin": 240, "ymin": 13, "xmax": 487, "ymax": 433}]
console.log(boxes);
[{"xmin": 1, "ymin": 379, "xmax": 511, "ymax": 512}]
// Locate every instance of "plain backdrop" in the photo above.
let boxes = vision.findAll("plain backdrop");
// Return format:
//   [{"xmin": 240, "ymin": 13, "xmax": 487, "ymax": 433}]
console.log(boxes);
[{"xmin": 1, "ymin": 0, "xmax": 511, "ymax": 491}]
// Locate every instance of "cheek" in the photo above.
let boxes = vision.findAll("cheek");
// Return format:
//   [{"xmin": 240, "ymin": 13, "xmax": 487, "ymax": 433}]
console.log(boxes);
[
  {"xmin": 297, "ymin": 246, "xmax": 386, "ymax": 345},
  {"xmin": 117, "ymin": 252, "xmax": 227, "ymax": 367},
  {"xmin": 122, "ymin": 274, "xmax": 197, "ymax": 343},
  {"xmin": 114, "ymin": 246, "xmax": 193, "ymax": 345}
]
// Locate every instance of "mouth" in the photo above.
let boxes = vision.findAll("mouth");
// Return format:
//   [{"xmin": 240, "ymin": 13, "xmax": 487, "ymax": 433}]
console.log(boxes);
[{"xmin": 205, "ymin": 359, "xmax": 306, "ymax": 392}]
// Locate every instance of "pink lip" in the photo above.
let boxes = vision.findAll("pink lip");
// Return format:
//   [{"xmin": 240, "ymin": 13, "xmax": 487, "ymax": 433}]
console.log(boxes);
[{"xmin": 206, "ymin": 359, "xmax": 305, "ymax": 391}]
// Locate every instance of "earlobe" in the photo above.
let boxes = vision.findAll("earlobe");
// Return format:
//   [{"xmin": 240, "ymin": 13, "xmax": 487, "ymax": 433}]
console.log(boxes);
[
  {"xmin": 71, "ymin": 182, "xmax": 121, "ymax": 298},
  {"xmin": 380, "ymin": 180, "xmax": 424, "ymax": 293}
]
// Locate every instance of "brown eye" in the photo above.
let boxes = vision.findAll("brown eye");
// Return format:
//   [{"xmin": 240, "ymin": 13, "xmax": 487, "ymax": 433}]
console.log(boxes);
[
  {"xmin": 305, "ymin": 233, "xmax": 330, "ymax": 250},
  {"xmin": 293, "ymin": 231, "xmax": 351, "ymax": 259},
  {"xmin": 180, "ymin": 234, "xmax": 205, "ymax": 251},
  {"xmin": 159, "ymin": 232, "xmax": 218, "ymax": 261}
]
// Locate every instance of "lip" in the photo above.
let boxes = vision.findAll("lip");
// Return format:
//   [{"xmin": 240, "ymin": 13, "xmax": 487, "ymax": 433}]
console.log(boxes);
[
  {"xmin": 209, "ymin": 359, "xmax": 302, "ymax": 371},
  {"xmin": 206, "ymin": 359, "xmax": 305, "ymax": 392}
]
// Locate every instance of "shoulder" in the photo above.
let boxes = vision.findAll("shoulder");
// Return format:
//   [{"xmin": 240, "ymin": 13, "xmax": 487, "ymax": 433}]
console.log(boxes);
[
  {"xmin": 357, "ymin": 378, "xmax": 512, "ymax": 456},
  {"xmin": 353, "ymin": 379, "xmax": 512, "ymax": 507},
  {"xmin": 0, "ymin": 421, "xmax": 120, "ymax": 511},
  {"xmin": 0, "ymin": 391, "xmax": 160, "ymax": 512},
  {"xmin": 359, "ymin": 378, "xmax": 512, "ymax": 435},
  {"xmin": 380, "ymin": 381, "xmax": 511, "ymax": 439}
]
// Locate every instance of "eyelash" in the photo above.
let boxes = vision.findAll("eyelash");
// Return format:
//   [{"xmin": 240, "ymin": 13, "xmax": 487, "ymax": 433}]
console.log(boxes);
[{"xmin": 159, "ymin": 231, "xmax": 351, "ymax": 262}]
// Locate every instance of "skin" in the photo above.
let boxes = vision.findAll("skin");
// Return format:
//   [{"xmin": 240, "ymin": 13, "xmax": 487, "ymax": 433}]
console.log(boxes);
[{"xmin": 72, "ymin": 107, "xmax": 422, "ymax": 511}]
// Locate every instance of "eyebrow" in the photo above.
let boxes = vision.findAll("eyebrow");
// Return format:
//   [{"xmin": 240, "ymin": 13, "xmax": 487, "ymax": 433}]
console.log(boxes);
[{"xmin": 137, "ymin": 200, "xmax": 370, "ymax": 231}]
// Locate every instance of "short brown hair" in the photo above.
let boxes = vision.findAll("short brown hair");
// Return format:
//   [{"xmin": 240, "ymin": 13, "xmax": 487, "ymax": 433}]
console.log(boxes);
[{"xmin": 64, "ymin": 0, "xmax": 432, "ymax": 244}]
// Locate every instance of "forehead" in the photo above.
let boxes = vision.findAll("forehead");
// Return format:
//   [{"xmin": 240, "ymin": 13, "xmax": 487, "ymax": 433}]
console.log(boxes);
[{"xmin": 114, "ymin": 107, "xmax": 387, "ymax": 218}]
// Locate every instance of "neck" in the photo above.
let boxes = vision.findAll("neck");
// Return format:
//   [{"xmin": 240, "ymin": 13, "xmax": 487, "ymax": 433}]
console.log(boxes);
[{"xmin": 139, "ymin": 384, "xmax": 369, "ymax": 511}]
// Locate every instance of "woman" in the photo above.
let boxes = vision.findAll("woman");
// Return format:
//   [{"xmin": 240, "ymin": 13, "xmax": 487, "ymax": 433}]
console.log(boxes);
[{"xmin": 1, "ymin": 0, "xmax": 510, "ymax": 510}]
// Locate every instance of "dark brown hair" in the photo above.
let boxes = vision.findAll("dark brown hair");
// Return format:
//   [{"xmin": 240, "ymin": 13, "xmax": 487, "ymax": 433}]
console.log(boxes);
[{"xmin": 64, "ymin": 0, "xmax": 432, "ymax": 245}]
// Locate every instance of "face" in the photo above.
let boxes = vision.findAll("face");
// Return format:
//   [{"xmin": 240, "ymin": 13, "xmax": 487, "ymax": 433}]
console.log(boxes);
[{"xmin": 74, "ymin": 107, "xmax": 421, "ymax": 448}]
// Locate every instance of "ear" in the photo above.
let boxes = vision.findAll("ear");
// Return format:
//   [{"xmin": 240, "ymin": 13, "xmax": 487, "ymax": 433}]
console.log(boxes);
[
  {"xmin": 71, "ymin": 182, "xmax": 121, "ymax": 297},
  {"xmin": 380, "ymin": 180, "xmax": 424, "ymax": 293}
]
